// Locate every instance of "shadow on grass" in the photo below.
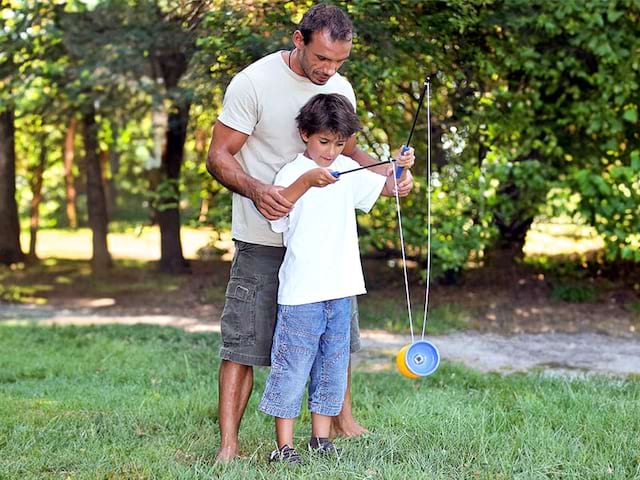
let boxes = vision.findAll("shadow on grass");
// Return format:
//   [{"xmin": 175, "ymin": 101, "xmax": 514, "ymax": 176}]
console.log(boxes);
[{"xmin": 0, "ymin": 258, "xmax": 188, "ymax": 305}]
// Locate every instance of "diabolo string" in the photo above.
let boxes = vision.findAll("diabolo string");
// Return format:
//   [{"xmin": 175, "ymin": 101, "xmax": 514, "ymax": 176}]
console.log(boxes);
[{"xmin": 391, "ymin": 77, "xmax": 432, "ymax": 343}]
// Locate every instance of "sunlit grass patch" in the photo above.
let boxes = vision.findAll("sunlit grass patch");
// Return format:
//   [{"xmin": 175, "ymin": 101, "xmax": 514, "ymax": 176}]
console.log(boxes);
[
  {"xmin": 0, "ymin": 284, "xmax": 50, "ymax": 304},
  {"xmin": 19, "ymin": 227, "xmax": 216, "ymax": 261},
  {"xmin": 358, "ymin": 296, "xmax": 470, "ymax": 334}
]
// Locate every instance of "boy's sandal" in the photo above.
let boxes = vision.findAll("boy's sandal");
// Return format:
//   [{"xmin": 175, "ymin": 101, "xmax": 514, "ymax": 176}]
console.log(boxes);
[
  {"xmin": 308, "ymin": 436, "xmax": 342, "ymax": 457},
  {"xmin": 268, "ymin": 444, "xmax": 303, "ymax": 465}
]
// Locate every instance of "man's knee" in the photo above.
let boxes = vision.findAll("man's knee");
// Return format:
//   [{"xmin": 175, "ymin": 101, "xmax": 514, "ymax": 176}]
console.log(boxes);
[{"xmin": 220, "ymin": 358, "xmax": 253, "ymax": 373}]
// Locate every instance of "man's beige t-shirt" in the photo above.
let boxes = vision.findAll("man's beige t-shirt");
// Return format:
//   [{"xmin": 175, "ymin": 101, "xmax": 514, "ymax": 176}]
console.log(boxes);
[{"xmin": 217, "ymin": 51, "xmax": 356, "ymax": 247}]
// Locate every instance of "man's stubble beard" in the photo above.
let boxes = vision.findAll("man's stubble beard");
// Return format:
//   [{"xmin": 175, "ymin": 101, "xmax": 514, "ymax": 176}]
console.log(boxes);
[{"xmin": 299, "ymin": 49, "xmax": 328, "ymax": 86}]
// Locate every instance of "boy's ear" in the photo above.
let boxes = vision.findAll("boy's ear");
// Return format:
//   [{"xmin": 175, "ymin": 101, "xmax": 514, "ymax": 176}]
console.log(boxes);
[{"xmin": 300, "ymin": 130, "xmax": 309, "ymax": 143}]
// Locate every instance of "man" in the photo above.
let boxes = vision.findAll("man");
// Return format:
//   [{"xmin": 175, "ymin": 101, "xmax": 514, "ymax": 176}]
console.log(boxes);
[{"xmin": 206, "ymin": 4, "xmax": 414, "ymax": 463}]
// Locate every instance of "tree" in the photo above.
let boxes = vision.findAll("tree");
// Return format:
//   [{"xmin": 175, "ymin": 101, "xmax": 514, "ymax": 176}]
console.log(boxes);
[
  {"xmin": 81, "ymin": 106, "xmax": 113, "ymax": 270},
  {"xmin": 0, "ymin": 107, "xmax": 23, "ymax": 265},
  {"xmin": 58, "ymin": 0, "xmax": 214, "ymax": 272},
  {"xmin": 62, "ymin": 116, "xmax": 78, "ymax": 228},
  {"xmin": 2, "ymin": 1, "xmax": 60, "ymax": 266}
]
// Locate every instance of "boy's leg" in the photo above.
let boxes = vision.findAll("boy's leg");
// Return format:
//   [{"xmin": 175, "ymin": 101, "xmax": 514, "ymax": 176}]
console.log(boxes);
[
  {"xmin": 259, "ymin": 302, "xmax": 325, "ymax": 431},
  {"xmin": 276, "ymin": 417, "xmax": 295, "ymax": 448},
  {"xmin": 311, "ymin": 412, "xmax": 332, "ymax": 439},
  {"xmin": 270, "ymin": 417, "xmax": 302, "ymax": 465},
  {"xmin": 308, "ymin": 298, "xmax": 351, "ymax": 418},
  {"xmin": 216, "ymin": 360, "xmax": 253, "ymax": 463}
]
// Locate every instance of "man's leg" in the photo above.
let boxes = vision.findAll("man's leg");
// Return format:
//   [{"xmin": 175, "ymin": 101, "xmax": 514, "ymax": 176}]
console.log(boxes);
[
  {"xmin": 216, "ymin": 359, "xmax": 253, "ymax": 463},
  {"xmin": 330, "ymin": 359, "xmax": 369, "ymax": 438},
  {"xmin": 331, "ymin": 297, "xmax": 368, "ymax": 438},
  {"xmin": 216, "ymin": 241, "xmax": 285, "ymax": 462}
]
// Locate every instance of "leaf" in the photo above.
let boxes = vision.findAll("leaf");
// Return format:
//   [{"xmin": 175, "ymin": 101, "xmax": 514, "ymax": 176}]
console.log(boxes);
[
  {"xmin": 631, "ymin": 151, "xmax": 640, "ymax": 171},
  {"xmin": 622, "ymin": 107, "xmax": 638, "ymax": 123}
]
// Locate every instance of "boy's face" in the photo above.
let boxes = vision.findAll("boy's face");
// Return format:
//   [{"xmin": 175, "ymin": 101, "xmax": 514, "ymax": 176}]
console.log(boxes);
[{"xmin": 301, "ymin": 130, "xmax": 348, "ymax": 167}]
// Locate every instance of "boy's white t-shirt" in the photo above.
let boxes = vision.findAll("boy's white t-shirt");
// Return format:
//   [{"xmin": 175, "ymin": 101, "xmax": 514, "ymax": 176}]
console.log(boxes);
[
  {"xmin": 217, "ymin": 52, "xmax": 356, "ymax": 247},
  {"xmin": 271, "ymin": 153, "xmax": 386, "ymax": 306}
]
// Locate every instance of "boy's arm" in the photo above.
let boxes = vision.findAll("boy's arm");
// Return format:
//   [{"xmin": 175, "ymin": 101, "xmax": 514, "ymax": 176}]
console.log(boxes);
[
  {"xmin": 269, "ymin": 168, "xmax": 337, "ymax": 233},
  {"xmin": 278, "ymin": 168, "xmax": 338, "ymax": 204}
]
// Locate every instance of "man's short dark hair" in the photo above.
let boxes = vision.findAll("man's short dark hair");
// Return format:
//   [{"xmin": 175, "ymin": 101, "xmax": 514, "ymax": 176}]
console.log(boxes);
[
  {"xmin": 296, "ymin": 93, "xmax": 361, "ymax": 140},
  {"xmin": 298, "ymin": 4, "xmax": 353, "ymax": 44}
]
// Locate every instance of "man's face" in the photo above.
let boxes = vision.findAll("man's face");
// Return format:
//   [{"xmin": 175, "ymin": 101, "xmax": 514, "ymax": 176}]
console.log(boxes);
[{"xmin": 295, "ymin": 29, "xmax": 352, "ymax": 85}]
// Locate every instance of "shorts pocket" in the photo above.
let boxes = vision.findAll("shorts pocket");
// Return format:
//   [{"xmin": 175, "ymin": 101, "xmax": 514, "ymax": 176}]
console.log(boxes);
[{"xmin": 221, "ymin": 276, "xmax": 257, "ymax": 346}]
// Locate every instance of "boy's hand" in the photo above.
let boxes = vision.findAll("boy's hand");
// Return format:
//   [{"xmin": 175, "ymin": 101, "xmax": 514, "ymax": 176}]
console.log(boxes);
[
  {"xmin": 382, "ymin": 168, "xmax": 414, "ymax": 197},
  {"xmin": 304, "ymin": 168, "xmax": 338, "ymax": 188},
  {"xmin": 394, "ymin": 146, "xmax": 415, "ymax": 169},
  {"xmin": 380, "ymin": 146, "xmax": 415, "ymax": 198}
]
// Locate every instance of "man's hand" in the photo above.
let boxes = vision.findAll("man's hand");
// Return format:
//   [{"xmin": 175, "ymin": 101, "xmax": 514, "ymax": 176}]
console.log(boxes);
[
  {"xmin": 251, "ymin": 184, "xmax": 294, "ymax": 220},
  {"xmin": 382, "ymin": 168, "xmax": 414, "ymax": 197},
  {"xmin": 303, "ymin": 168, "xmax": 339, "ymax": 188}
]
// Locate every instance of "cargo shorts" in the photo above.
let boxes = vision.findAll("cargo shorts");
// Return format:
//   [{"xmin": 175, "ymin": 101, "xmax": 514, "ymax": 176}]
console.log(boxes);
[{"xmin": 219, "ymin": 240, "xmax": 361, "ymax": 366}]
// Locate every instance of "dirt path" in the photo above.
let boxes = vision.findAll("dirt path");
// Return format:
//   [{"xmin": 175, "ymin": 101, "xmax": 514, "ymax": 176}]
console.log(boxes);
[
  {"xmin": 3, "ymin": 304, "xmax": 640, "ymax": 377},
  {"xmin": 357, "ymin": 329, "xmax": 640, "ymax": 376}
]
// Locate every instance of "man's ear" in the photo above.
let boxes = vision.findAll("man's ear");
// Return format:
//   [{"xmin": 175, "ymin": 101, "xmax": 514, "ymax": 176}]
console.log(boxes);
[
  {"xmin": 292, "ymin": 30, "xmax": 304, "ymax": 50},
  {"xmin": 300, "ymin": 130, "xmax": 309, "ymax": 143}
]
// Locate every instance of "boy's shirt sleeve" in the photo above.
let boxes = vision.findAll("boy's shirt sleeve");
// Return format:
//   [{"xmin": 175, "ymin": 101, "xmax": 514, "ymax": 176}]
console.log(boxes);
[
  {"xmin": 217, "ymin": 72, "xmax": 259, "ymax": 136},
  {"xmin": 352, "ymin": 167, "xmax": 387, "ymax": 213},
  {"xmin": 268, "ymin": 163, "xmax": 297, "ymax": 233}
]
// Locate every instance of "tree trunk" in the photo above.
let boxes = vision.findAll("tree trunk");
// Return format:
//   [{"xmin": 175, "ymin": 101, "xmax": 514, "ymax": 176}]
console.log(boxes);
[
  {"xmin": 493, "ymin": 215, "xmax": 534, "ymax": 252},
  {"xmin": 198, "ymin": 194, "xmax": 210, "ymax": 223},
  {"xmin": 82, "ymin": 108, "xmax": 112, "ymax": 273},
  {"xmin": 28, "ymin": 139, "xmax": 47, "ymax": 260},
  {"xmin": 0, "ymin": 107, "xmax": 25, "ymax": 265},
  {"xmin": 107, "ymin": 122, "xmax": 120, "ymax": 215},
  {"xmin": 63, "ymin": 116, "xmax": 78, "ymax": 228},
  {"xmin": 195, "ymin": 128, "xmax": 209, "ymax": 223},
  {"xmin": 100, "ymin": 149, "xmax": 114, "ymax": 219},
  {"xmin": 157, "ymin": 100, "xmax": 191, "ymax": 273}
]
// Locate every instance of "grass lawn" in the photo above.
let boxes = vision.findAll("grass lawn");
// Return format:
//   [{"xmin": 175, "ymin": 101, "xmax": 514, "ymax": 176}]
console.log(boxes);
[
  {"xmin": 19, "ymin": 227, "xmax": 229, "ymax": 262},
  {"xmin": 1, "ymin": 325, "xmax": 639, "ymax": 479}
]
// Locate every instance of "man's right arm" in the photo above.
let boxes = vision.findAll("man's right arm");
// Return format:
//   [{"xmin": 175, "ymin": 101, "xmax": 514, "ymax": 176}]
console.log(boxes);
[{"xmin": 206, "ymin": 120, "xmax": 293, "ymax": 221}]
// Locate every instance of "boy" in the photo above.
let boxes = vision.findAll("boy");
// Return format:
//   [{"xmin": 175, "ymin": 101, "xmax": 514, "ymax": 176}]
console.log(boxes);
[{"xmin": 258, "ymin": 93, "xmax": 410, "ymax": 464}]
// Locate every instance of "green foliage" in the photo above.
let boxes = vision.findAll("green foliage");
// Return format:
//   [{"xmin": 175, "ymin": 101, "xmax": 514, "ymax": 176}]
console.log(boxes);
[
  {"xmin": 626, "ymin": 302, "xmax": 640, "ymax": 314},
  {"xmin": 551, "ymin": 284, "xmax": 598, "ymax": 303},
  {"xmin": 6, "ymin": 0, "xmax": 640, "ymax": 274},
  {"xmin": 572, "ymin": 164, "xmax": 640, "ymax": 262},
  {"xmin": 360, "ymin": 0, "xmax": 638, "ymax": 269},
  {"xmin": 361, "ymin": 161, "xmax": 496, "ymax": 279}
]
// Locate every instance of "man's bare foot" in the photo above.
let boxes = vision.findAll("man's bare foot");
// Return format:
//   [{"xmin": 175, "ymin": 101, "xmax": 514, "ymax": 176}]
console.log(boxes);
[
  {"xmin": 215, "ymin": 446, "xmax": 240, "ymax": 464},
  {"xmin": 330, "ymin": 416, "xmax": 369, "ymax": 438}
]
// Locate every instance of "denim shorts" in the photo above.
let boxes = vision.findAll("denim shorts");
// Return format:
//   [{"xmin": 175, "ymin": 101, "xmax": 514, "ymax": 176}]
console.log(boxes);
[
  {"xmin": 219, "ymin": 241, "xmax": 361, "ymax": 367},
  {"xmin": 259, "ymin": 297, "xmax": 351, "ymax": 418}
]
